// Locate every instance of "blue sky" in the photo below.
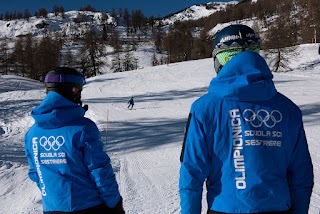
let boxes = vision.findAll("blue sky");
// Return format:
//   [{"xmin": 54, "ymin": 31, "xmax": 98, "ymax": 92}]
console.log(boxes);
[{"xmin": 0, "ymin": 0, "xmax": 237, "ymax": 18}]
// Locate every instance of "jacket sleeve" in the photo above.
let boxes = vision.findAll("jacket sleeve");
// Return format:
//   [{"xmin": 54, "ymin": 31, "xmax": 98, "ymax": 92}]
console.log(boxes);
[
  {"xmin": 81, "ymin": 123, "xmax": 122, "ymax": 209},
  {"xmin": 179, "ymin": 106, "xmax": 211, "ymax": 214},
  {"xmin": 287, "ymin": 122, "xmax": 314, "ymax": 214},
  {"xmin": 24, "ymin": 134, "xmax": 40, "ymax": 186}
]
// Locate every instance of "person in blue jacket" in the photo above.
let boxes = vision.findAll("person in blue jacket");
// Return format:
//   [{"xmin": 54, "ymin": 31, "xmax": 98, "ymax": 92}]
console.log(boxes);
[
  {"xmin": 128, "ymin": 97, "xmax": 134, "ymax": 110},
  {"xmin": 25, "ymin": 67, "xmax": 125, "ymax": 214},
  {"xmin": 179, "ymin": 24, "xmax": 314, "ymax": 214}
]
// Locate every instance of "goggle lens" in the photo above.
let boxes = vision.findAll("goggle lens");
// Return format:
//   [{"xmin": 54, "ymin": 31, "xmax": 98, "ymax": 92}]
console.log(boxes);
[{"xmin": 215, "ymin": 46, "xmax": 260, "ymax": 66}]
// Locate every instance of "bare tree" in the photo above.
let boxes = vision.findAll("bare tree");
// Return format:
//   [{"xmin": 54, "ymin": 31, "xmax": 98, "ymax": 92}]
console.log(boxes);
[
  {"xmin": 132, "ymin": 9, "xmax": 146, "ymax": 33},
  {"xmin": 111, "ymin": 29, "xmax": 121, "ymax": 53},
  {"xmin": 36, "ymin": 8, "xmax": 48, "ymax": 18},
  {"xmin": 80, "ymin": 5, "xmax": 96, "ymax": 12},
  {"xmin": 123, "ymin": 8, "xmax": 131, "ymax": 34},
  {"xmin": 0, "ymin": 37, "xmax": 11, "ymax": 75},
  {"xmin": 191, "ymin": 28, "xmax": 213, "ymax": 60},
  {"xmin": 162, "ymin": 21, "xmax": 193, "ymax": 63},
  {"xmin": 24, "ymin": 9, "xmax": 31, "ymax": 20},
  {"xmin": 32, "ymin": 36, "xmax": 60, "ymax": 79},
  {"xmin": 78, "ymin": 27, "xmax": 104, "ymax": 77},
  {"xmin": 112, "ymin": 52, "xmax": 122, "ymax": 72},
  {"xmin": 24, "ymin": 34, "xmax": 36, "ymax": 77},
  {"xmin": 11, "ymin": 35, "xmax": 40, "ymax": 78},
  {"xmin": 152, "ymin": 52, "xmax": 158, "ymax": 66},
  {"xmin": 123, "ymin": 44, "xmax": 134, "ymax": 71},
  {"xmin": 123, "ymin": 45, "xmax": 137, "ymax": 71},
  {"xmin": 11, "ymin": 36, "xmax": 27, "ymax": 76},
  {"xmin": 263, "ymin": 13, "xmax": 299, "ymax": 72},
  {"xmin": 53, "ymin": 5, "xmax": 65, "ymax": 18},
  {"xmin": 154, "ymin": 23, "xmax": 164, "ymax": 53},
  {"xmin": 64, "ymin": 49, "xmax": 75, "ymax": 67}
]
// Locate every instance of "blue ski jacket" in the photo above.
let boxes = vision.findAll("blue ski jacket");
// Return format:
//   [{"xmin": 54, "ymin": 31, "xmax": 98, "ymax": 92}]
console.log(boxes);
[
  {"xmin": 179, "ymin": 51, "xmax": 314, "ymax": 214},
  {"xmin": 25, "ymin": 92, "xmax": 121, "ymax": 212}
]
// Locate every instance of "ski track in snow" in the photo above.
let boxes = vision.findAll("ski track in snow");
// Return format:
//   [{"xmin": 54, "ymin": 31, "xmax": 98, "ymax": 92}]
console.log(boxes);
[{"xmin": 1, "ymin": 44, "xmax": 320, "ymax": 213}]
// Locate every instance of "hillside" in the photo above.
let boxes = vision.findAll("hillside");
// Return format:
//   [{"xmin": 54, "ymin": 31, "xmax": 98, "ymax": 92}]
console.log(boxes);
[
  {"xmin": 161, "ymin": 1, "xmax": 237, "ymax": 25},
  {"xmin": 2, "ymin": 0, "xmax": 319, "ymax": 78},
  {"xmin": 0, "ymin": 1, "xmax": 238, "ymax": 75},
  {"xmin": 0, "ymin": 2, "xmax": 237, "ymax": 39},
  {"xmin": 0, "ymin": 11, "xmax": 115, "ymax": 39}
]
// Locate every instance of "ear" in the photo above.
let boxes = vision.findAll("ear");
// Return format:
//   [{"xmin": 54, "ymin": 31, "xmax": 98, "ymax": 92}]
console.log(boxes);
[
  {"xmin": 72, "ymin": 87, "xmax": 81, "ymax": 93},
  {"xmin": 71, "ymin": 87, "xmax": 82, "ymax": 104}
]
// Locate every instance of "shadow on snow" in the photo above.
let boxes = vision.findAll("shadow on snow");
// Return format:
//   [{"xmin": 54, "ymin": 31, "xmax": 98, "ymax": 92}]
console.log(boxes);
[
  {"xmin": 101, "ymin": 117, "xmax": 186, "ymax": 154},
  {"xmin": 83, "ymin": 86, "xmax": 208, "ymax": 105},
  {"xmin": 299, "ymin": 102, "xmax": 320, "ymax": 126}
]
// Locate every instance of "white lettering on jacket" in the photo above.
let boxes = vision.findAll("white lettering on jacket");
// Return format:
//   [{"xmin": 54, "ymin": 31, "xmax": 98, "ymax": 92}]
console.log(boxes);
[
  {"xmin": 32, "ymin": 137, "xmax": 47, "ymax": 196},
  {"xmin": 230, "ymin": 109, "xmax": 246, "ymax": 190}
]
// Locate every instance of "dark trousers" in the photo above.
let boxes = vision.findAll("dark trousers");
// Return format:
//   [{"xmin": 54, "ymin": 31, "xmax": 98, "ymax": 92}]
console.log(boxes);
[
  {"xmin": 43, "ymin": 203, "xmax": 111, "ymax": 214},
  {"xmin": 208, "ymin": 210, "xmax": 292, "ymax": 214}
]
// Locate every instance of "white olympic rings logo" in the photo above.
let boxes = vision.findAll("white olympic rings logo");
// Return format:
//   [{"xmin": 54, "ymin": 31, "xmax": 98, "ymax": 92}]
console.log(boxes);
[
  {"xmin": 39, "ymin": 136, "xmax": 65, "ymax": 151},
  {"xmin": 242, "ymin": 109, "xmax": 282, "ymax": 128}
]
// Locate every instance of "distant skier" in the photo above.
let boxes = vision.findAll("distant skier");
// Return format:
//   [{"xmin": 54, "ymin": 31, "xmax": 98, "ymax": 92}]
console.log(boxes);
[
  {"xmin": 128, "ymin": 97, "xmax": 134, "ymax": 110},
  {"xmin": 24, "ymin": 67, "xmax": 125, "ymax": 214}
]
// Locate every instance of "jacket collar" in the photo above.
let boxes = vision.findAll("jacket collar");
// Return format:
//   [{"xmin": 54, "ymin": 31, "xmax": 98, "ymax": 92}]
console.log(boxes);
[
  {"xmin": 31, "ymin": 91, "xmax": 85, "ymax": 128},
  {"xmin": 209, "ymin": 51, "xmax": 277, "ymax": 101}
]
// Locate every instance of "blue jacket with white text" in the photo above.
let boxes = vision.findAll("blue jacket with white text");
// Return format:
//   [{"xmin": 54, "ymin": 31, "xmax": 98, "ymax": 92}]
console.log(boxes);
[
  {"xmin": 25, "ymin": 92, "xmax": 121, "ymax": 212},
  {"xmin": 179, "ymin": 51, "xmax": 314, "ymax": 214}
]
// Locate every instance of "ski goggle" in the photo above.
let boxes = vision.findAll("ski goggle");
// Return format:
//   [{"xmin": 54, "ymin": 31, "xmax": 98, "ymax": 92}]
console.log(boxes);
[
  {"xmin": 214, "ymin": 46, "xmax": 260, "ymax": 66},
  {"xmin": 44, "ymin": 73, "xmax": 86, "ymax": 86}
]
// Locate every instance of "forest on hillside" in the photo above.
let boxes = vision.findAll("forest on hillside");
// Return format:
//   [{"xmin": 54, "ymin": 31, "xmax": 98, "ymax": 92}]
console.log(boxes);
[{"xmin": 0, "ymin": 0, "xmax": 319, "ymax": 79}]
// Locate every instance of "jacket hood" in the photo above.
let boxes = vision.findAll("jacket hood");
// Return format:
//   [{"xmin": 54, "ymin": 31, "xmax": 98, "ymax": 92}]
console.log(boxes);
[
  {"xmin": 209, "ymin": 51, "xmax": 277, "ymax": 101},
  {"xmin": 31, "ymin": 91, "xmax": 85, "ymax": 128}
]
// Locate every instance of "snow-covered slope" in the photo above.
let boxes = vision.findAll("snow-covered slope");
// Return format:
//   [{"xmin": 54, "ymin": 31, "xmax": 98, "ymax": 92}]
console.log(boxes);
[
  {"xmin": 0, "ymin": 2, "xmax": 238, "ymax": 39},
  {"xmin": 0, "ymin": 10, "xmax": 115, "ymax": 39},
  {"xmin": 161, "ymin": 1, "xmax": 238, "ymax": 25},
  {"xmin": 0, "ymin": 44, "xmax": 320, "ymax": 213}
]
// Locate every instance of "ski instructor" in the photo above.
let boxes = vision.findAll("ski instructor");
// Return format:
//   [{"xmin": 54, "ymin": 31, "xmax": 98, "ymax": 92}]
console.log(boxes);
[
  {"xmin": 179, "ymin": 24, "xmax": 314, "ymax": 214},
  {"xmin": 25, "ymin": 67, "xmax": 125, "ymax": 214}
]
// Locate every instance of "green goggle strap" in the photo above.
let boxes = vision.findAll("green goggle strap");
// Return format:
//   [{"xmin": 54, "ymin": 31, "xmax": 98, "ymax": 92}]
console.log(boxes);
[{"xmin": 215, "ymin": 47, "xmax": 260, "ymax": 66}]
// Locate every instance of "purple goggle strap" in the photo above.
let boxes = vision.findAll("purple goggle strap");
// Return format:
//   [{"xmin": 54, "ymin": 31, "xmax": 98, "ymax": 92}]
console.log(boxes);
[{"xmin": 44, "ymin": 73, "xmax": 85, "ymax": 85}]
